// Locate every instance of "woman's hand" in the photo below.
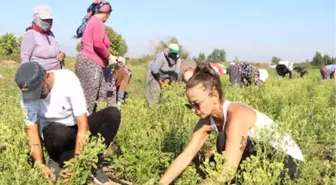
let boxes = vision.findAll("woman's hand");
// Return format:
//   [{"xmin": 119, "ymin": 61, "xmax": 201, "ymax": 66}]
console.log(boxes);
[
  {"xmin": 159, "ymin": 79, "xmax": 170, "ymax": 86},
  {"xmin": 56, "ymin": 51, "xmax": 66, "ymax": 61}
]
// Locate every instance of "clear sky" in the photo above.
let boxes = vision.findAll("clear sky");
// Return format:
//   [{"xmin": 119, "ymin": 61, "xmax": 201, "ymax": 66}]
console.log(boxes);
[{"xmin": 0, "ymin": 0, "xmax": 334, "ymax": 62}]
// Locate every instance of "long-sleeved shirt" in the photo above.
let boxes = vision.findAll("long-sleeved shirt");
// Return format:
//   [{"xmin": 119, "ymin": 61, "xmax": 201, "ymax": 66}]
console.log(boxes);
[
  {"xmin": 326, "ymin": 64, "xmax": 336, "ymax": 75},
  {"xmin": 20, "ymin": 30, "xmax": 61, "ymax": 71},
  {"xmin": 80, "ymin": 16, "xmax": 111, "ymax": 67},
  {"xmin": 148, "ymin": 48, "xmax": 181, "ymax": 81}
]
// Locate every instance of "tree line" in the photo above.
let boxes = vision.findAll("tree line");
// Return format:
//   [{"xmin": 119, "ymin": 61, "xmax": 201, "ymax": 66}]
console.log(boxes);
[
  {"xmin": 271, "ymin": 52, "xmax": 335, "ymax": 66},
  {"xmin": 0, "ymin": 31, "xmax": 334, "ymax": 66}
]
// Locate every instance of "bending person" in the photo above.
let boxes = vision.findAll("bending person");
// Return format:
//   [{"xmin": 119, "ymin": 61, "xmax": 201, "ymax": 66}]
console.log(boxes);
[
  {"xmin": 229, "ymin": 63, "xmax": 262, "ymax": 87},
  {"xmin": 113, "ymin": 56, "xmax": 132, "ymax": 106},
  {"xmin": 160, "ymin": 62, "xmax": 304, "ymax": 185},
  {"xmin": 74, "ymin": 0, "xmax": 117, "ymax": 114},
  {"xmin": 15, "ymin": 62, "xmax": 121, "ymax": 184},
  {"xmin": 293, "ymin": 66, "xmax": 308, "ymax": 78},
  {"xmin": 320, "ymin": 64, "xmax": 336, "ymax": 80},
  {"xmin": 21, "ymin": 5, "xmax": 66, "ymax": 70},
  {"xmin": 145, "ymin": 43, "xmax": 181, "ymax": 104}
]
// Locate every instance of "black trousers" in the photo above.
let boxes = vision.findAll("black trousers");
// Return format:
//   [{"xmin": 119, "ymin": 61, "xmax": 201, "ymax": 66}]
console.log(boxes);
[{"xmin": 42, "ymin": 107, "xmax": 121, "ymax": 166}]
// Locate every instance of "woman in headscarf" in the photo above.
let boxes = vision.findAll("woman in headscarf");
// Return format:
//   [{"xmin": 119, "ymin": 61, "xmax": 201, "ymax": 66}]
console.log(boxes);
[
  {"xmin": 21, "ymin": 5, "xmax": 66, "ymax": 71},
  {"xmin": 113, "ymin": 56, "xmax": 132, "ymax": 106},
  {"xmin": 229, "ymin": 63, "xmax": 263, "ymax": 87},
  {"xmin": 74, "ymin": 0, "xmax": 118, "ymax": 114}
]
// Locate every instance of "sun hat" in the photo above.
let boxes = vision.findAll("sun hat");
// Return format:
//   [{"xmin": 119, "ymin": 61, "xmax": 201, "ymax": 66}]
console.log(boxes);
[{"xmin": 34, "ymin": 5, "xmax": 53, "ymax": 19}]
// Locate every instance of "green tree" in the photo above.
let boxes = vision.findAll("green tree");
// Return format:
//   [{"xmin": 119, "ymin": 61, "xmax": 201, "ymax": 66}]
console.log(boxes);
[
  {"xmin": 154, "ymin": 37, "xmax": 189, "ymax": 59},
  {"xmin": 207, "ymin": 48, "xmax": 226, "ymax": 62},
  {"xmin": 311, "ymin": 52, "xmax": 323, "ymax": 65},
  {"xmin": 75, "ymin": 26, "xmax": 128, "ymax": 57},
  {"xmin": 199, "ymin": 53, "xmax": 206, "ymax": 61},
  {"xmin": 0, "ymin": 33, "xmax": 18, "ymax": 55},
  {"xmin": 271, "ymin": 56, "xmax": 281, "ymax": 64}
]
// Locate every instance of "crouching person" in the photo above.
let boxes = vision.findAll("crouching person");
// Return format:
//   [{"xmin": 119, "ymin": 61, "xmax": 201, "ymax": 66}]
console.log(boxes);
[
  {"xmin": 229, "ymin": 63, "xmax": 263, "ymax": 87},
  {"xmin": 114, "ymin": 56, "xmax": 132, "ymax": 106},
  {"xmin": 320, "ymin": 64, "xmax": 336, "ymax": 80},
  {"xmin": 15, "ymin": 62, "xmax": 121, "ymax": 184}
]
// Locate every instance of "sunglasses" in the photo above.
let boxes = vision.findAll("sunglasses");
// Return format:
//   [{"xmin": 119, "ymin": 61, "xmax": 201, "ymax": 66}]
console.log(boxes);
[
  {"xmin": 185, "ymin": 103, "xmax": 200, "ymax": 110},
  {"xmin": 185, "ymin": 96, "xmax": 210, "ymax": 111}
]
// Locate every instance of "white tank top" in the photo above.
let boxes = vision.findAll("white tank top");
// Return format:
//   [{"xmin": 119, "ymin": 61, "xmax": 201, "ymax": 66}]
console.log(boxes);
[{"xmin": 210, "ymin": 100, "xmax": 304, "ymax": 161}]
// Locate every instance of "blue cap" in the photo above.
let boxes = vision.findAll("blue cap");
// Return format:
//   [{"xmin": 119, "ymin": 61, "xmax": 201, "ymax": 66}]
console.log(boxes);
[{"xmin": 15, "ymin": 62, "xmax": 45, "ymax": 103}]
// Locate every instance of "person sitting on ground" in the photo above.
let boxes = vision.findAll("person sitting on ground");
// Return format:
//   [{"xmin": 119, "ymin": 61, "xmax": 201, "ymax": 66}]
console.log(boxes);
[
  {"xmin": 228, "ymin": 62, "xmax": 263, "ymax": 87},
  {"xmin": 15, "ymin": 62, "xmax": 121, "ymax": 184},
  {"xmin": 145, "ymin": 43, "xmax": 181, "ymax": 104},
  {"xmin": 320, "ymin": 64, "xmax": 336, "ymax": 80},
  {"xmin": 293, "ymin": 66, "xmax": 308, "ymax": 78},
  {"xmin": 21, "ymin": 5, "xmax": 66, "ymax": 70},
  {"xmin": 159, "ymin": 62, "xmax": 304, "ymax": 185},
  {"xmin": 113, "ymin": 56, "xmax": 132, "ymax": 106}
]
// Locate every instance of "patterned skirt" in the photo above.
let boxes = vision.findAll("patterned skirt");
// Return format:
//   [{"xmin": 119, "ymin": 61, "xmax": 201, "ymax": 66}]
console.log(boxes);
[{"xmin": 75, "ymin": 54, "xmax": 116, "ymax": 114}]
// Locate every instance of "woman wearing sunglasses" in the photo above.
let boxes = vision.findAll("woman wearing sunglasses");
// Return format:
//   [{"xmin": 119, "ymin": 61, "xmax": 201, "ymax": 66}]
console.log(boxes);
[{"xmin": 160, "ymin": 62, "xmax": 304, "ymax": 184}]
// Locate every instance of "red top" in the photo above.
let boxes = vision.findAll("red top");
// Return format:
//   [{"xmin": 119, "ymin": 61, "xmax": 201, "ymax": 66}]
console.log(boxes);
[
  {"xmin": 210, "ymin": 62, "xmax": 224, "ymax": 76},
  {"xmin": 80, "ymin": 16, "xmax": 111, "ymax": 67}
]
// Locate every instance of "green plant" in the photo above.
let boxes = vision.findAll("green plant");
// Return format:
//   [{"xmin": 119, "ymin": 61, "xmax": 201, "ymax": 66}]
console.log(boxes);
[{"xmin": 0, "ymin": 33, "xmax": 18, "ymax": 55}]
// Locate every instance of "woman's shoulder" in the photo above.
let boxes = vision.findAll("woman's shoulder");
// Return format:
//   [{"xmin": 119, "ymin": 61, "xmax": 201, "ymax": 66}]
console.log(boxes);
[
  {"xmin": 226, "ymin": 102, "xmax": 257, "ymax": 130},
  {"xmin": 23, "ymin": 29, "xmax": 36, "ymax": 37}
]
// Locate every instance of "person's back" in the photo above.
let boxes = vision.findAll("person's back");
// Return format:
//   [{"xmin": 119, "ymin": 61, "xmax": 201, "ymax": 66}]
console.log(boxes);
[
  {"xmin": 326, "ymin": 64, "xmax": 336, "ymax": 75},
  {"xmin": 213, "ymin": 100, "xmax": 304, "ymax": 162},
  {"xmin": 80, "ymin": 16, "xmax": 110, "ymax": 66}
]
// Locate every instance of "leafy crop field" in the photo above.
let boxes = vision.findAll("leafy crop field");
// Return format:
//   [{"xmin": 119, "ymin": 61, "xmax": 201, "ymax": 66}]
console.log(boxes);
[{"xmin": 0, "ymin": 60, "xmax": 335, "ymax": 185}]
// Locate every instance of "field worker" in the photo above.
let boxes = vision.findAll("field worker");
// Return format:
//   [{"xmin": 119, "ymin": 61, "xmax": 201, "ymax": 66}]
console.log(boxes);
[
  {"xmin": 258, "ymin": 69, "xmax": 269, "ymax": 82},
  {"xmin": 145, "ymin": 43, "xmax": 181, "ymax": 104},
  {"xmin": 179, "ymin": 60, "xmax": 197, "ymax": 81},
  {"xmin": 159, "ymin": 63, "xmax": 304, "ymax": 185},
  {"xmin": 226, "ymin": 62, "xmax": 236, "ymax": 75},
  {"xmin": 15, "ymin": 62, "xmax": 121, "ymax": 183},
  {"xmin": 209, "ymin": 62, "xmax": 225, "ymax": 76},
  {"xmin": 320, "ymin": 64, "xmax": 336, "ymax": 80},
  {"xmin": 21, "ymin": 5, "xmax": 66, "ymax": 70},
  {"xmin": 276, "ymin": 61, "xmax": 294, "ymax": 79},
  {"xmin": 228, "ymin": 63, "xmax": 263, "ymax": 87},
  {"xmin": 293, "ymin": 66, "xmax": 308, "ymax": 78},
  {"xmin": 182, "ymin": 67, "xmax": 195, "ymax": 83},
  {"xmin": 113, "ymin": 56, "xmax": 132, "ymax": 106},
  {"xmin": 74, "ymin": 0, "xmax": 118, "ymax": 114}
]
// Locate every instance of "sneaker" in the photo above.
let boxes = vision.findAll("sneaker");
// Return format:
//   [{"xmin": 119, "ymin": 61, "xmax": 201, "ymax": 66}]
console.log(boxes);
[{"xmin": 89, "ymin": 168, "xmax": 110, "ymax": 185}]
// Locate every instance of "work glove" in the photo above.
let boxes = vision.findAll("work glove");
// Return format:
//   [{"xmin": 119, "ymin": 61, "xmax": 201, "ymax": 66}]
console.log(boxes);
[{"xmin": 108, "ymin": 54, "xmax": 117, "ymax": 66}]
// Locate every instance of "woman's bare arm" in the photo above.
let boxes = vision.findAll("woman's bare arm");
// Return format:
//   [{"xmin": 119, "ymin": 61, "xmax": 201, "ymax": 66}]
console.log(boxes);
[{"xmin": 160, "ymin": 120, "xmax": 211, "ymax": 185}]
